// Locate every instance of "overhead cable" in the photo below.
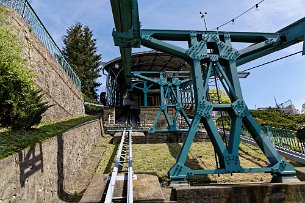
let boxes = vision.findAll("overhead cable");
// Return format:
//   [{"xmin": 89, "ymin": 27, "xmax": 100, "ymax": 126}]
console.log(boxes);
[
  {"xmin": 241, "ymin": 51, "xmax": 302, "ymax": 72},
  {"xmin": 212, "ymin": 0, "xmax": 265, "ymax": 31}
]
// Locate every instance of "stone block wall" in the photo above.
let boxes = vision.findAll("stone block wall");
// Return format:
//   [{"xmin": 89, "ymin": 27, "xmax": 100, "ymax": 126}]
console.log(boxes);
[
  {"xmin": 0, "ymin": 118, "xmax": 103, "ymax": 203},
  {"xmin": 1, "ymin": 6, "xmax": 84, "ymax": 121},
  {"xmin": 140, "ymin": 106, "xmax": 177, "ymax": 129}
]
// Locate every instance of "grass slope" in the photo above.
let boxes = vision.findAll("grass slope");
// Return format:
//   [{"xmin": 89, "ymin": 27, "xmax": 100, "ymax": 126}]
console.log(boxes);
[
  {"xmin": 218, "ymin": 109, "xmax": 305, "ymax": 131},
  {"xmin": 250, "ymin": 109, "xmax": 305, "ymax": 130},
  {"xmin": 0, "ymin": 116, "xmax": 95, "ymax": 159},
  {"xmin": 96, "ymin": 140, "xmax": 303, "ymax": 184}
]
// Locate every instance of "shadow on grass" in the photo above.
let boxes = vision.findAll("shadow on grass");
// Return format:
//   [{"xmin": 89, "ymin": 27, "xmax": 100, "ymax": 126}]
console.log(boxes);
[
  {"xmin": 166, "ymin": 142, "xmax": 211, "ymax": 182},
  {"xmin": 239, "ymin": 146, "xmax": 269, "ymax": 167},
  {"xmin": 103, "ymin": 142, "xmax": 119, "ymax": 174}
]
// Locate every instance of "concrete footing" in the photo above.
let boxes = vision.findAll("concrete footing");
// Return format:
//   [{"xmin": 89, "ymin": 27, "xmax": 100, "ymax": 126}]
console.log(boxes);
[
  {"xmin": 173, "ymin": 182, "xmax": 305, "ymax": 203},
  {"xmin": 112, "ymin": 131, "xmax": 209, "ymax": 144},
  {"xmin": 81, "ymin": 172, "xmax": 305, "ymax": 202},
  {"xmin": 80, "ymin": 173, "xmax": 164, "ymax": 202},
  {"xmin": 295, "ymin": 167, "xmax": 305, "ymax": 181}
]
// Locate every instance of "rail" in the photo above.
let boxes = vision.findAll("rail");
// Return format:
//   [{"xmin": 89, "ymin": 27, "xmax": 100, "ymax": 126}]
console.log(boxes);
[
  {"xmin": 0, "ymin": 0, "xmax": 81, "ymax": 90},
  {"xmin": 105, "ymin": 130, "xmax": 134, "ymax": 203}
]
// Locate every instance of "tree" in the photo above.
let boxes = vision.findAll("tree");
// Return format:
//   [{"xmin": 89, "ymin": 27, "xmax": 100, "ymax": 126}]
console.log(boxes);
[
  {"xmin": 208, "ymin": 89, "xmax": 230, "ymax": 104},
  {"xmin": 62, "ymin": 23, "xmax": 102, "ymax": 101},
  {"xmin": 0, "ymin": 27, "xmax": 50, "ymax": 130},
  {"xmin": 302, "ymin": 103, "xmax": 305, "ymax": 114}
]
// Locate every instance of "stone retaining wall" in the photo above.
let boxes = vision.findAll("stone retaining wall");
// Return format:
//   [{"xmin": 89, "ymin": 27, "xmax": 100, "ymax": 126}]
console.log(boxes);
[
  {"xmin": 0, "ymin": 118, "xmax": 103, "ymax": 203},
  {"xmin": 1, "ymin": 6, "xmax": 84, "ymax": 121}
]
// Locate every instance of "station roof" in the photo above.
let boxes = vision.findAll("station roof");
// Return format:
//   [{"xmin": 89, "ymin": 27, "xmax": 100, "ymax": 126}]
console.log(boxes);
[
  {"xmin": 104, "ymin": 51, "xmax": 249, "ymax": 86},
  {"xmin": 104, "ymin": 50, "xmax": 191, "ymax": 77}
]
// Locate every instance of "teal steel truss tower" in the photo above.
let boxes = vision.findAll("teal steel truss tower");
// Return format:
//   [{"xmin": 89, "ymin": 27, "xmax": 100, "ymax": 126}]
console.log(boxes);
[{"xmin": 110, "ymin": 0, "xmax": 305, "ymax": 180}]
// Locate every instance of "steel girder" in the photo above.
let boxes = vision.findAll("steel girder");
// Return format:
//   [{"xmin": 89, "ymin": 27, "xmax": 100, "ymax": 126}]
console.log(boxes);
[
  {"xmin": 130, "ymin": 81, "xmax": 153, "ymax": 107},
  {"xmin": 110, "ymin": 0, "xmax": 305, "ymax": 180},
  {"xmin": 131, "ymin": 72, "xmax": 191, "ymax": 133}
]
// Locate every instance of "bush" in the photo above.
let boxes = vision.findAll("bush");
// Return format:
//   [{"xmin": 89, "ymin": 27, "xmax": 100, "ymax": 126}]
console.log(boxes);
[
  {"xmin": 297, "ymin": 128, "xmax": 305, "ymax": 142},
  {"xmin": 84, "ymin": 97, "xmax": 103, "ymax": 115},
  {"xmin": 0, "ymin": 27, "xmax": 50, "ymax": 130}
]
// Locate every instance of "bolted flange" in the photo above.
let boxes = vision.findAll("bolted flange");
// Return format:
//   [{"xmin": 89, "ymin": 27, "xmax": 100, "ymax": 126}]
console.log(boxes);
[
  {"xmin": 196, "ymin": 99, "xmax": 213, "ymax": 119},
  {"xmin": 168, "ymin": 163, "xmax": 193, "ymax": 179},
  {"xmin": 224, "ymin": 155, "xmax": 242, "ymax": 173},
  {"xmin": 232, "ymin": 100, "xmax": 250, "ymax": 118}
]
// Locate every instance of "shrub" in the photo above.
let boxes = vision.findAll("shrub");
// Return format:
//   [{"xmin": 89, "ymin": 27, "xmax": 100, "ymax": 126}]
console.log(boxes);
[
  {"xmin": 297, "ymin": 128, "xmax": 305, "ymax": 142},
  {"xmin": 0, "ymin": 26, "xmax": 50, "ymax": 130},
  {"xmin": 84, "ymin": 97, "xmax": 103, "ymax": 115}
]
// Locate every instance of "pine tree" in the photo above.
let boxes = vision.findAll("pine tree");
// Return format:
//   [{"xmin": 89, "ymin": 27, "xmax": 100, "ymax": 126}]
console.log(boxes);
[{"xmin": 62, "ymin": 23, "xmax": 102, "ymax": 101}]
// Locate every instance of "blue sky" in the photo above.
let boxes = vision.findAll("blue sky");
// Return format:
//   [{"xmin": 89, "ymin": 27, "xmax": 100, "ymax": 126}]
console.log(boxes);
[{"xmin": 30, "ymin": 0, "xmax": 305, "ymax": 110}]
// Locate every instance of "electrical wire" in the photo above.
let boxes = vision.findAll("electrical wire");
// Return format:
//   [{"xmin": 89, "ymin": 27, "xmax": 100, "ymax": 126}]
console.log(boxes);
[
  {"xmin": 241, "ymin": 51, "xmax": 302, "ymax": 72},
  {"xmin": 212, "ymin": 0, "xmax": 265, "ymax": 31}
]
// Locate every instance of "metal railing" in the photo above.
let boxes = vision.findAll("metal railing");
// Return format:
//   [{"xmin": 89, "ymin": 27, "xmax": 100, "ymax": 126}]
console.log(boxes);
[
  {"xmin": 0, "ymin": 0, "xmax": 81, "ymax": 90},
  {"xmin": 243, "ymin": 126, "xmax": 305, "ymax": 155}
]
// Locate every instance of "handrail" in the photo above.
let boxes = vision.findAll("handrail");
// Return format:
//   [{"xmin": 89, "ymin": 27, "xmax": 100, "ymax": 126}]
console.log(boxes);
[
  {"xmin": 243, "ymin": 126, "xmax": 305, "ymax": 155},
  {"xmin": 0, "ymin": 0, "xmax": 81, "ymax": 90}
]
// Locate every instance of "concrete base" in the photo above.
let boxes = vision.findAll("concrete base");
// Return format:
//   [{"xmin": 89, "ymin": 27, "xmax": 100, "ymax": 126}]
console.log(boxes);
[
  {"xmin": 80, "ymin": 173, "xmax": 165, "ymax": 202},
  {"xmin": 80, "ymin": 174, "xmax": 108, "ymax": 203},
  {"xmin": 271, "ymin": 175, "xmax": 301, "ymax": 183},
  {"xmin": 113, "ymin": 131, "xmax": 146, "ymax": 144},
  {"xmin": 173, "ymin": 182, "xmax": 305, "ymax": 203},
  {"xmin": 112, "ymin": 131, "xmax": 208, "ymax": 144},
  {"xmin": 296, "ymin": 167, "xmax": 305, "ymax": 181}
]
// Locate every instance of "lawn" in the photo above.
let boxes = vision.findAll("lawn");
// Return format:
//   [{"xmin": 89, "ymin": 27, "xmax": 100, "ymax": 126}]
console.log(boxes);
[
  {"xmin": 96, "ymin": 140, "xmax": 303, "ymax": 184},
  {"xmin": 0, "ymin": 115, "xmax": 96, "ymax": 159}
]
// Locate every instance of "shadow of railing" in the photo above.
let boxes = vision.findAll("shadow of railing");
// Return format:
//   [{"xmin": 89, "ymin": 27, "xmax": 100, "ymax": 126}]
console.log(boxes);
[{"xmin": 18, "ymin": 142, "xmax": 43, "ymax": 187}]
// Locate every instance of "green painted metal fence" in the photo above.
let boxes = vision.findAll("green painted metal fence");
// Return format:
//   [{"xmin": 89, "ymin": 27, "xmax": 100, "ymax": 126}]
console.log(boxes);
[
  {"xmin": 244, "ymin": 126, "xmax": 305, "ymax": 155},
  {"xmin": 0, "ymin": 0, "xmax": 81, "ymax": 90}
]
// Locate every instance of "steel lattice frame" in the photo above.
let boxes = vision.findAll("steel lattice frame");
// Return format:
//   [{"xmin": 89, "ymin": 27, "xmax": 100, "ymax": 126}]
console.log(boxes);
[{"xmin": 110, "ymin": 0, "xmax": 305, "ymax": 179}]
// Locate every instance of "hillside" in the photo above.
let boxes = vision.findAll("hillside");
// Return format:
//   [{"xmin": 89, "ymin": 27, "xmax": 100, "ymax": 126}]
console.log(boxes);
[
  {"xmin": 250, "ymin": 109, "xmax": 305, "ymax": 130},
  {"xmin": 217, "ymin": 109, "xmax": 305, "ymax": 131}
]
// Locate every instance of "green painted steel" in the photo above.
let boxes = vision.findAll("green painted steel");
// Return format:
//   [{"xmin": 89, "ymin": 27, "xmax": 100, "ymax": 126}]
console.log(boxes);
[
  {"xmin": 130, "ymin": 81, "xmax": 153, "ymax": 107},
  {"xmin": 110, "ymin": 0, "xmax": 141, "ymax": 86},
  {"xmin": 131, "ymin": 71, "xmax": 191, "ymax": 133},
  {"xmin": 110, "ymin": 0, "xmax": 305, "ymax": 180},
  {"xmin": 0, "ymin": 0, "xmax": 81, "ymax": 90}
]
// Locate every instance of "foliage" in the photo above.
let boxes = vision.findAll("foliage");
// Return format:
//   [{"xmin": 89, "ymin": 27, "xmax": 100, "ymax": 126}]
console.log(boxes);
[
  {"xmin": 216, "ymin": 108, "xmax": 305, "ymax": 131},
  {"xmin": 250, "ymin": 108, "xmax": 305, "ymax": 130},
  {"xmin": 0, "ymin": 25, "xmax": 49, "ymax": 130},
  {"xmin": 208, "ymin": 89, "xmax": 230, "ymax": 104},
  {"xmin": 0, "ymin": 116, "xmax": 95, "ymax": 159},
  {"xmin": 296, "ymin": 127, "xmax": 305, "ymax": 142},
  {"xmin": 84, "ymin": 103, "xmax": 104, "ymax": 115},
  {"xmin": 62, "ymin": 22, "xmax": 102, "ymax": 101}
]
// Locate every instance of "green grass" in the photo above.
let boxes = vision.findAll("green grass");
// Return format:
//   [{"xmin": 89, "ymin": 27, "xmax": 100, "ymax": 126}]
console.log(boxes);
[
  {"xmin": 0, "ymin": 115, "xmax": 96, "ymax": 159},
  {"xmin": 96, "ymin": 138, "xmax": 300, "ymax": 183},
  {"xmin": 96, "ymin": 141, "xmax": 304, "ymax": 184},
  {"xmin": 95, "ymin": 136, "xmax": 117, "ymax": 174},
  {"xmin": 132, "ymin": 142, "xmax": 273, "ymax": 183}
]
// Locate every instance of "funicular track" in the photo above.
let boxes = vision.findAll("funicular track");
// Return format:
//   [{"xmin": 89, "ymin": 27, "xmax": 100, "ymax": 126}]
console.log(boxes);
[{"xmin": 104, "ymin": 129, "xmax": 134, "ymax": 203}]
